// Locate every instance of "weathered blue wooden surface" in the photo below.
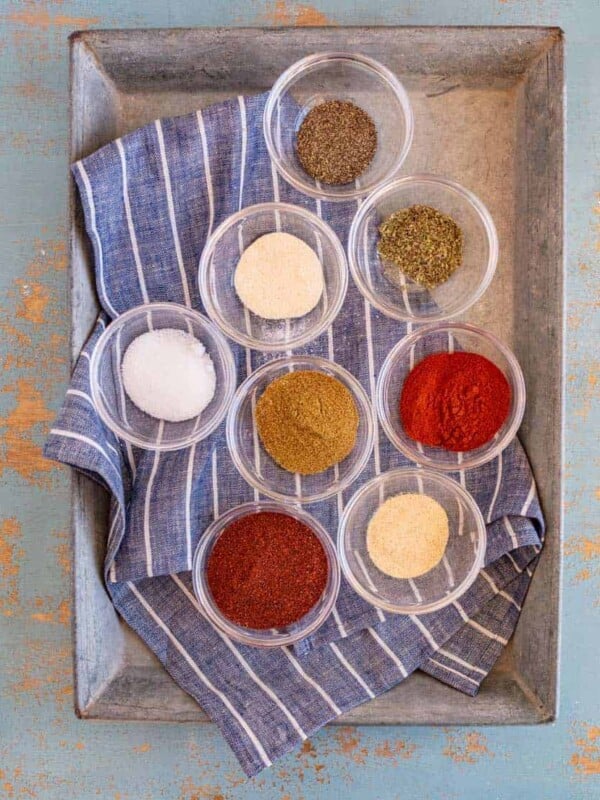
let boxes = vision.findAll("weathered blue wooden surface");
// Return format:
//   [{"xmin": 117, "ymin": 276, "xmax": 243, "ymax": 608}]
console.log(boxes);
[{"xmin": 0, "ymin": 1, "xmax": 598, "ymax": 797}]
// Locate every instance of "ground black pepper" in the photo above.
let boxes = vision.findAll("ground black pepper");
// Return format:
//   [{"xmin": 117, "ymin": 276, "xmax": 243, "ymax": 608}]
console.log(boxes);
[{"xmin": 296, "ymin": 100, "xmax": 377, "ymax": 185}]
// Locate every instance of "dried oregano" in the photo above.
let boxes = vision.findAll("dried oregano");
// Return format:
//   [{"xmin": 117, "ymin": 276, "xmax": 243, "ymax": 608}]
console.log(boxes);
[{"xmin": 377, "ymin": 205, "xmax": 463, "ymax": 289}]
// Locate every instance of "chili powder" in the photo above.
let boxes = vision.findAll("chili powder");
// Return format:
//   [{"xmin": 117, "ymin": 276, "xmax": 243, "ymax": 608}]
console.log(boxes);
[
  {"xmin": 400, "ymin": 352, "xmax": 511, "ymax": 452},
  {"xmin": 206, "ymin": 511, "xmax": 329, "ymax": 629}
]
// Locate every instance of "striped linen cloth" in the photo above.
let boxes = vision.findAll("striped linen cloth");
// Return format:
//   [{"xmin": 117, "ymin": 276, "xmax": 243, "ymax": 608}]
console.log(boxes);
[{"xmin": 45, "ymin": 93, "xmax": 544, "ymax": 777}]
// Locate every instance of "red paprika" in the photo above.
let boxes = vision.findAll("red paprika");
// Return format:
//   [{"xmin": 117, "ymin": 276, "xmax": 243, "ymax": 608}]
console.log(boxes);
[
  {"xmin": 400, "ymin": 352, "xmax": 511, "ymax": 452},
  {"xmin": 206, "ymin": 511, "xmax": 328, "ymax": 629}
]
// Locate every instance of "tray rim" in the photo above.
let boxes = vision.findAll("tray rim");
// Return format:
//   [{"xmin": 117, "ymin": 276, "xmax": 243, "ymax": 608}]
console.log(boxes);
[{"xmin": 69, "ymin": 23, "xmax": 564, "ymax": 726}]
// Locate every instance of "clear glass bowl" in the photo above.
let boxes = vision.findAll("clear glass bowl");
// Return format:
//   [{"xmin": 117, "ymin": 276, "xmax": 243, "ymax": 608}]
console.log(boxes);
[
  {"xmin": 348, "ymin": 175, "xmax": 498, "ymax": 322},
  {"xmin": 192, "ymin": 500, "xmax": 341, "ymax": 647},
  {"xmin": 90, "ymin": 302, "xmax": 236, "ymax": 451},
  {"xmin": 198, "ymin": 202, "xmax": 348, "ymax": 352},
  {"xmin": 263, "ymin": 52, "xmax": 413, "ymax": 202},
  {"xmin": 338, "ymin": 467, "xmax": 486, "ymax": 615},
  {"xmin": 377, "ymin": 322, "xmax": 526, "ymax": 471},
  {"xmin": 226, "ymin": 355, "xmax": 375, "ymax": 503}
]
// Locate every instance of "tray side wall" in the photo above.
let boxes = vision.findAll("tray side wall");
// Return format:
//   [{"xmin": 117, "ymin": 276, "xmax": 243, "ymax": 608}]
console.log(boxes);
[{"xmin": 70, "ymin": 26, "xmax": 563, "ymax": 724}]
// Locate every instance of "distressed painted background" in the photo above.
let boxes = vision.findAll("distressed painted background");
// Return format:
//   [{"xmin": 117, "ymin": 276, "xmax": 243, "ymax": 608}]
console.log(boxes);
[{"xmin": 0, "ymin": 1, "xmax": 598, "ymax": 798}]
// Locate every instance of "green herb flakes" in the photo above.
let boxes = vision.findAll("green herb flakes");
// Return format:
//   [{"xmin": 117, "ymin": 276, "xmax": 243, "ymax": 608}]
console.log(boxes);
[{"xmin": 377, "ymin": 205, "xmax": 463, "ymax": 289}]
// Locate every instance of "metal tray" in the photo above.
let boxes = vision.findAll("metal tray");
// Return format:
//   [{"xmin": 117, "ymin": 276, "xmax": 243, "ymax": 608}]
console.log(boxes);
[{"xmin": 70, "ymin": 26, "xmax": 563, "ymax": 724}]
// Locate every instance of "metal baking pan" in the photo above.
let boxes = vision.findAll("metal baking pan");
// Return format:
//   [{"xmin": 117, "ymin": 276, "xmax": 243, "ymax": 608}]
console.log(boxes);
[{"xmin": 70, "ymin": 26, "xmax": 563, "ymax": 723}]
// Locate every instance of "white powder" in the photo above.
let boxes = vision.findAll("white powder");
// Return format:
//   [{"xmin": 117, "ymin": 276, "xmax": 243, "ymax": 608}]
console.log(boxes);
[
  {"xmin": 121, "ymin": 328, "xmax": 216, "ymax": 422},
  {"xmin": 366, "ymin": 493, "xmax": 449, "ymax": 579},
  {"xmin": 234, "ymin": 231, "xmax": 324, "ymax": 320}
]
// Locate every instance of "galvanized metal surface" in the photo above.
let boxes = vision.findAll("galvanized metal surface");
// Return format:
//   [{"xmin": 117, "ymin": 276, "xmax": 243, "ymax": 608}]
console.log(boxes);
[
  {"xmin": 1, "ymin": 2, "xmax": 598, "ymax": 798},
  {"xmin": 70, "ymin": 25, "xmax": 563, "ymax": 728}
]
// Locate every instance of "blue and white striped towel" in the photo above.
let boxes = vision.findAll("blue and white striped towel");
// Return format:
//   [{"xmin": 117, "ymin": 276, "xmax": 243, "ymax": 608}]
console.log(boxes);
[{"xmin": 45, "ymin": 92, "xmax": 544, "ymax": 777}]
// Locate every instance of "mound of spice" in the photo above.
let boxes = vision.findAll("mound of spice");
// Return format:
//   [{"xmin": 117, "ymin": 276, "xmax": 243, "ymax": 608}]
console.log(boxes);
[
  {"xmin": 378, "ymin": 205, "xmax": 463, "ymax": 289},
  {"xmin": 400, "ymin": 352, "xmax": 511, "ymax": 452},
  {"xmin": 367, "ymin": 493, "xmax": 449, "ymax": 579},
  {"xmin": 256, "ymin": 370, "xmax": 359, "ymax": 475},
  {"xmin": 122, "ymin": 329, "xmax": 216, "ymax": 422},
  {"xmin": 206, "ymin": 511, "xmax": 329, "ymax": 629},
  {"xmin": 296, "ymin": 100, "xmax": 377, "ymax": 185},
  {"xmin": 234, "ymin": 232, "xmax": 324, "ymax": 320}
]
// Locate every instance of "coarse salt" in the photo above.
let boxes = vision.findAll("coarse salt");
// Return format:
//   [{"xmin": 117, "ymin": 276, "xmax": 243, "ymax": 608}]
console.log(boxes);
[{"xmin": 122, "ymin": 328, "xmax": 216, "ymax": 422}]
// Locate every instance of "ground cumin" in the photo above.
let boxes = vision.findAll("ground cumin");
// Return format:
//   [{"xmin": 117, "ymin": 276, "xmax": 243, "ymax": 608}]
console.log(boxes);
[{"xmin": 255, "ymin": 370, "xmax": 359, "ymax": 475}]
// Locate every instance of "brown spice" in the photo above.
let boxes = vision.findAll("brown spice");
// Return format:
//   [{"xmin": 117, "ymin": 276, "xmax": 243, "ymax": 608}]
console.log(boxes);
[
  {"xmin": 296, "ymin": 100, "xmax": 377, "ymax": 185},
  {"xmin": 206, "ymin": 511, "xmax": 328, "ymax": 629},
  {"xmin": 377, "ymin": 205, "xmax": 463, "ymax": 289},
  {"xmin": 255, "ymin": 370, "xmax": 359, "ymax": 475}
]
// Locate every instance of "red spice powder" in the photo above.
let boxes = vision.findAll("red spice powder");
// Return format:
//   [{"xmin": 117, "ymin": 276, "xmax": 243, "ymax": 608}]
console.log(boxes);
[
  {"xmin": 206, "ymin": 511, "xmax": 329, "ymax": 629},
  {"xmin": 400, "ymin": 352, "xmax": 511, "ymax": 452}
]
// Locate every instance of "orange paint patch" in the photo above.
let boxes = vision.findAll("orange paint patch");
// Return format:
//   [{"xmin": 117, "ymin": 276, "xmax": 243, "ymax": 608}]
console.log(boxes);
[
  {"xmin": 133, "ymin": 743, "xmax": 151, "ymax": 754},
  {"xmin": 53, "ymin": 534, "xmax": 71, "ymax": 579},
  {"xmin": 333, "ymin": 726, "xmax": 369, "ymax": 765},
  {"xmin": 178, "ymin": 777, "xmax": 225, "ymax": 800},
  {"xmin": 6, "ymin": 9, "xmax": 100, "ymax": 28},
  {"xmin": 15, "ymin": 281, "xmax": 50, "ymax": 324},
  {"xmin": 0, "ymin": 379, "xmax": 56, "ymax": 486},
  {"xmin": 443, "ymin": 731, "xmax": 493, "ymax": 764},
  {"xmin": 374, "ymin": 739, "xmax": 417, "ymax": 762},
  {"xmin": 258, "ymin": 0, "xmax": 331, "ymax": 26},
  {"xmin": 0, "ymin": 518, "xmax": 24, "ymax": 617},
  {"xmin": 7, "ymin": 640, "xmax": 72, "ymax": 707},
  {"xmin": 571, "ymin": 723, "xmax": 600, "ymax": 776},
  {"xmin": 565, "ymin": 534, "xmax": 600, "ymax": 563}
]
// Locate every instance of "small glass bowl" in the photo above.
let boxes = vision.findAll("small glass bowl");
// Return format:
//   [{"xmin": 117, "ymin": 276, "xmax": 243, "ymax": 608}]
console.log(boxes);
[
  {"xmin": 263, "ymin": 52, "xmax": 413, "ymax": 202},
  {"xmin": 90, "ymin": 302, "xmax": 236, "ymax": 452},
  {"xmin": 226, "ymin": 355, "xmax": 375, "ymax": 504},
  {"xmin": 348, "ymin": 175, "xmax": 498, "ymax": 322},
  {"xmin": 198, "ymin": 202, "xmax": 348, "ymax": 352},
  {"xmin": 377, "ymin": 322, "xmax": 526, "ymax": 471},
  {"xmin": 338, "ymin": 468, "xmax": 486, "ymax": 615},
  {"xmin": 192, "ymin": 501, "xmax": 341, "ymax": 647}
]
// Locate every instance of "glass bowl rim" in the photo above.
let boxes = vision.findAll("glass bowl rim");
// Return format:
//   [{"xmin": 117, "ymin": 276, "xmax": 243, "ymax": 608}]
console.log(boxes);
[
  {"xmin": 89, "ymin": 301, "xmax": 237, "ymax": 452},
  {"xmin": 198, "ymin": 201, "xmax": 349, "ymax": 352},
  {"xmin": 347, "ymin": 173, "xmax": 499, "ymax": 322},
  {"xmin": 337, "ymin": 466, "xmax": 487, "ymax": 615},
  {"xmin": 263, "ymin": 51, "xmax": 414, "ymax": 202},
  {"xmin": 376, "ymin": 321, "xmax": 526, "ymax": 471},
  {"xmin": 192, "ymin": 499, "xmax": 341, "ymax": 647},
  {"xmin": 225, "ymin": 354, "xmax": 376, "ymax": 503}
]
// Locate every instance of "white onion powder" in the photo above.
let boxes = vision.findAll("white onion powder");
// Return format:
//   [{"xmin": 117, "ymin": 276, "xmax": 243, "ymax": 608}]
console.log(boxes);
[{"xmin": 121, "ymin": 328, "xmax": 216, "ymax": 422}]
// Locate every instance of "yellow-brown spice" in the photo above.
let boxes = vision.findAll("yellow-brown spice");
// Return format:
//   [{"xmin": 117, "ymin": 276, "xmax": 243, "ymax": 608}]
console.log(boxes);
[{"xmin": 255, "ymin": 370, "xmax": 359, "ymax": 475}]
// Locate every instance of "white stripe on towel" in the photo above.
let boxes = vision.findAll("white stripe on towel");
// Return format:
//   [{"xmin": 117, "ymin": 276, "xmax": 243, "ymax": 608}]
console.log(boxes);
[
  {"xmin": 49, "ymin": 428, "xmax": 121, "ymax": 481},
  {"xmin": 143, "ymin": 420, "xmax": 163, "ymax": 577},
  {"xmin": 329, "ymin": 643, "xmax": 375, "ymax": 699},
  {"xmin": 280, "ymin": 647, "xmax": 341, "ymax": 715},
  {"xmin": 428, "ymin": 657, "xmax": 480, "ymax": 688},
  {"xmin": 75, "ymin": 161, "xmax": 118, "ymax": 318},
  {"xmin": 184, "ymin": 443, "xmax": 197, "ymax": 569},
  {"xmin": 115, "ymin": 138, "xmax": 149, "ymax": 304},
  {"xmin": 154, "ymin": 119, "xmax": 191, "ymax": 307},
  {"xmin": 410, "ymin": 615, "xmax": 438, "ymax": 650},
  {"xmin": 115, "ymin": 327, "xmax": 136, "ymax": 480},
  {"xmin": 236, "ymin": 96, "xmax": 260, "ymax": 503},
  {"xmin": 437, "ymin": 647, "xmax": 487, "ymax": 676},
  {"xmin": 504, "ymin": 516, "xmax": 519, "ymax": 549},
  {"xmin": 171, "ymin": 575, "xmax": 307, "ymax": 741},
  {"xmin": 360, "ymin": 201, "xmax": 381, "ymax": 477},
  {"xmin": 368, "ymin": 628, "xmax": 408, "ymax": 677},
  {"xmin": 468, "ymin": 619, "xmax": 508, "ymax": 645},
  {"xmin": 487, "ymin": 450, "xmax": 503, "ymax": 523},
  {"xmin": 521, "ymin": 477, "xmax": 536, "ymax": 516},
  {"xmin": 128, "ymin": 581, "xmax": 271, "ymax": 768}
]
